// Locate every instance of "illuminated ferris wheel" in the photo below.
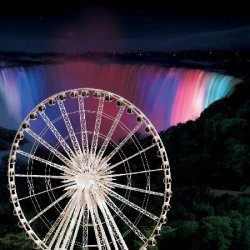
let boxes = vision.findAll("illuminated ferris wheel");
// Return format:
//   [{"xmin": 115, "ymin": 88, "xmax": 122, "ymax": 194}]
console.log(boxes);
[{"xmin": 8, "ymin": 88, "xmax": 171, "ymax": 249}]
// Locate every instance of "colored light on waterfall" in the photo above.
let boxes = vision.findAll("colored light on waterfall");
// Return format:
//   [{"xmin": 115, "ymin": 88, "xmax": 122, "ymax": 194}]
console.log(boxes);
[{"xmin": 0, "ymin": 61, "xmax": 239, "ymax": 131}]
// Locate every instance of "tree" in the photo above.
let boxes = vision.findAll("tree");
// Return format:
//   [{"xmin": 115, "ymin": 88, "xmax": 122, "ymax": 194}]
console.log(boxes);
[
  {"xmin": 198, "ymin": 216, "xmax": 233, "ymax": 250},
  {"xmin": 0, "ymin": 233, "xmax": 33, "ymax": 250}
]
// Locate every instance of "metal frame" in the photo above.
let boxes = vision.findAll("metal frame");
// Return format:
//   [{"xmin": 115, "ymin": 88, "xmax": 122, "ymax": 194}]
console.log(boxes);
[{"xmin": 8, "ymin": 88, "xmax": 172, "ymax": 249}]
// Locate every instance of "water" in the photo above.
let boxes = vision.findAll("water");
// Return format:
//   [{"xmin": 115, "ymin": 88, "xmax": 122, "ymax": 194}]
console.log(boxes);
[{"xmin": 0, "ymin": 61, "xmax": 239, "ymax": 131}]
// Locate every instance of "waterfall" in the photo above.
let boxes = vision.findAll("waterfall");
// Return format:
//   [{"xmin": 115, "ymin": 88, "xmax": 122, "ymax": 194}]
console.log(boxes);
[{"xmin": 0, "ymin": 61, "xmax": 239, "ymax": 131}]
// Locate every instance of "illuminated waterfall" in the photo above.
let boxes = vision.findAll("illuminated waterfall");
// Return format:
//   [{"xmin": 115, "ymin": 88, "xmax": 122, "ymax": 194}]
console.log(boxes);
[{"xmin": 0, "ymin": 61, "xmax": 239, "ymax": 130}]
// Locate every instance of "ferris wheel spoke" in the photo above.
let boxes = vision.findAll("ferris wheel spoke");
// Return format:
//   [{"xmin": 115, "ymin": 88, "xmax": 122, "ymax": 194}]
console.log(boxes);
[
  {"xmin": 19, "ymin": 183, "xmax": 72, "ymax": 201},
  {"xmin": 104, "ymin": 144, "xmax": 155, "ymax": 173},
  {"xmin": 99, "ymin": 122, "xmax": 143, "ymax": 168},
  {"xmin": 43, "ymin": 192, "xmax": 76, "ymax": 243},
  {"xmin": 40, "ymin": 112, "xmax": 78, "ymax": 164},
  {"xmin": 15, "ymin": 174, "xmax": 68, "ymax": 179},
  {"xmin": 84, "ymin": 191, "xmax": 102, "ymax": 250},
  {"xmin": 54, "ymin": 191, "xmax": 81, "ymax": 249},
  {"xmin": 48, "ymin": 191, "xmax": 78, "ymax": 248},
  {"xmin": 95, "ymin": 191, "xmax": 128, "ymax": 250},
  {"xmin": 25, "ymin": 128, "xmax": 72, "ymax": 167},
  {"xmin": 102, "ymin": 202, "xmax": 129, "ymax": 250},
  {"xmin": 26, "ymin": 128, "xmax": 72, "ymax": 168},
  {"xmin": 16, "ymin": 150, "xmax": 76, "ymax": 175},
  {"xmin": 78, "ymin": 94, "xmax": 89, "ymax": 157},
  {"xmin": 29, "ymin": 189, "xmax": 74, "ymax": 224},
  {"xmin": 95, "ymin": 198, "xmax": 119, "ymax": 250},
  {"xmin": 90, "ymin": 96, "xmax": 105, "ymax": 159},
  {"xmin": 91, "ymin": 195, "xmax": 112, "ymax": 250},
  {"xmin": 69, "ymin": 203, "xmax": 86, "ymax": 250},
  {"xmin": 105, "ymin": 196, "xmax": 148, "ymax": 243},
  {"xmin": 57, "ymin": 98, "xmax": 82, "ymax": 157},
  {"xmin": 108, "ymin": 182, "xmax": 164, "ymax": 197},
  {"xmin": 95, "ymin": 105, "xmax": 125, "ymax": 168},
  {"xmin": 104, "ymin": 168, "xmax": 162, "ymax": 178},
  {"xmin": 82, "ymin": 205, "xmax": 89, "ymax": 249},
  {"xmin": 101, "ymin": 185, "xmax": 159, "ymax": 221},
  {"xmin": 60, "ymin": 191, "xmax": 83, "ymax": 249},
  {"xmin": 54, "ymin": 206, "xmax": 76, "ymax": 250}
]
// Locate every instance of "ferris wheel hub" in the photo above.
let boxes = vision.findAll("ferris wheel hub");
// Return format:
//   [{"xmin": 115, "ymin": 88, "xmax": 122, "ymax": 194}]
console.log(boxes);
[{"xmin": 75, "ymin": 173, "xmax": 96, "ymax": 188}]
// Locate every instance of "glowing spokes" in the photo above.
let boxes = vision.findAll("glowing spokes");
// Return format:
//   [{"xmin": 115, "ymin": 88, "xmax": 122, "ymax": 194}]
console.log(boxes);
[
  {"xmin": 95, "ymin": 193, "xmax": 129, "ymax": 250},
  {"xmin": 16, "ymin": 150, "xmax": 75, "ymax": 175},
  {"xmin": 57, "ymin": 97, "xmax": 82, "ymax": 158},
  {"xmin": 78, "ymin": 94, "xmax": 89, "ymax": 157},
  {"xmin": 15, "ymin": 174, "xmax": 68, "ymax": 179},
  {"xmin": 29, "ymin": 190, "xmax": 73, "ymax": 224},
  {"xmin": 43, "ymin": 193, "xmax": 76, "ymax": 243},
  {"xmin": 107, "ymin": 182, "xmax": 164, "ymax": 197},
  {"xmin": 94, "ymin": 105, "xmax": 125, "ymax": 168},
  {"xmin": 97, "ymin": 122, "xmax": 143, "ymax": 170},
  {"xmin": 40, "ymin": 112, "xmax": 78, "ymax": 165},
  {"xmin": 85, "ymin": 190, "xmax": 109, "ymax": 250},
  {"xmin": 19, "ymin": 183, "xmax": 71, "ymax": 201},
  {"xmin": 102, "ymin": 144, "xmax": 155, "ymax": 173},
  {"xmin": 69, "ymin": 203, "xmax": 86, "ymax": 250},
  {"xmin": 60, "ymin": 191, "xmax": 83, "ymax": 249},
  {"xmin": 90, "ymin": 96, "xmax": 105, "ymax": 160},
  {"xmin": 101, "ymin": 184, "xmax": 159, "ymax": 221},
  {"xmin": 104, "ymin": 168, "xmax": 162, "ymax": 178},
  {"xmin": 95, "ymin": 197, "xmax": 120, "ymax": 250},
  {"xmin": 105, "ymin": 195, "xmax": 148, "ymax": 243},
  {"xmin": 48, "ymin": 191, "xmax": 79, "ymax": 248},
  {"xmin": 82, "ymin": 205, "xmax": 89, "ymax": 249},
  {"xmin": 25, "ymin": 128, "xmax": 72, "ymax": 167}
]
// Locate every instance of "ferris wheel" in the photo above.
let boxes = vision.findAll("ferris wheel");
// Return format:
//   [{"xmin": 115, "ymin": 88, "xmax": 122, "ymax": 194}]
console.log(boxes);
[{"xmin": 8, "ymin": 88, "xmax": 171, "ymax": 249}]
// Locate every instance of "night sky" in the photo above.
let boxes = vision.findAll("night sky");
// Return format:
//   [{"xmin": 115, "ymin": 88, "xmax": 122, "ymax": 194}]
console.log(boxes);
[{"xmin": 0, "ymin": 0, "xmax": 250, "ymax": 53}]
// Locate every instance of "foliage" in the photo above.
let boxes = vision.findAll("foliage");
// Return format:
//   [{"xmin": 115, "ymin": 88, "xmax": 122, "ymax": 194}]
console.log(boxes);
[{"xmin": 0, "ymin": 233, "xmax": 33, "ymax": 250}]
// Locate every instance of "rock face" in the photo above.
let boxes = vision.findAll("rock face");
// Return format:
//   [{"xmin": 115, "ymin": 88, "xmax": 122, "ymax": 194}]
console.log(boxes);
[{"xmin": 0, "ymin": 127, "xmax": 17, "ymax": 151}]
